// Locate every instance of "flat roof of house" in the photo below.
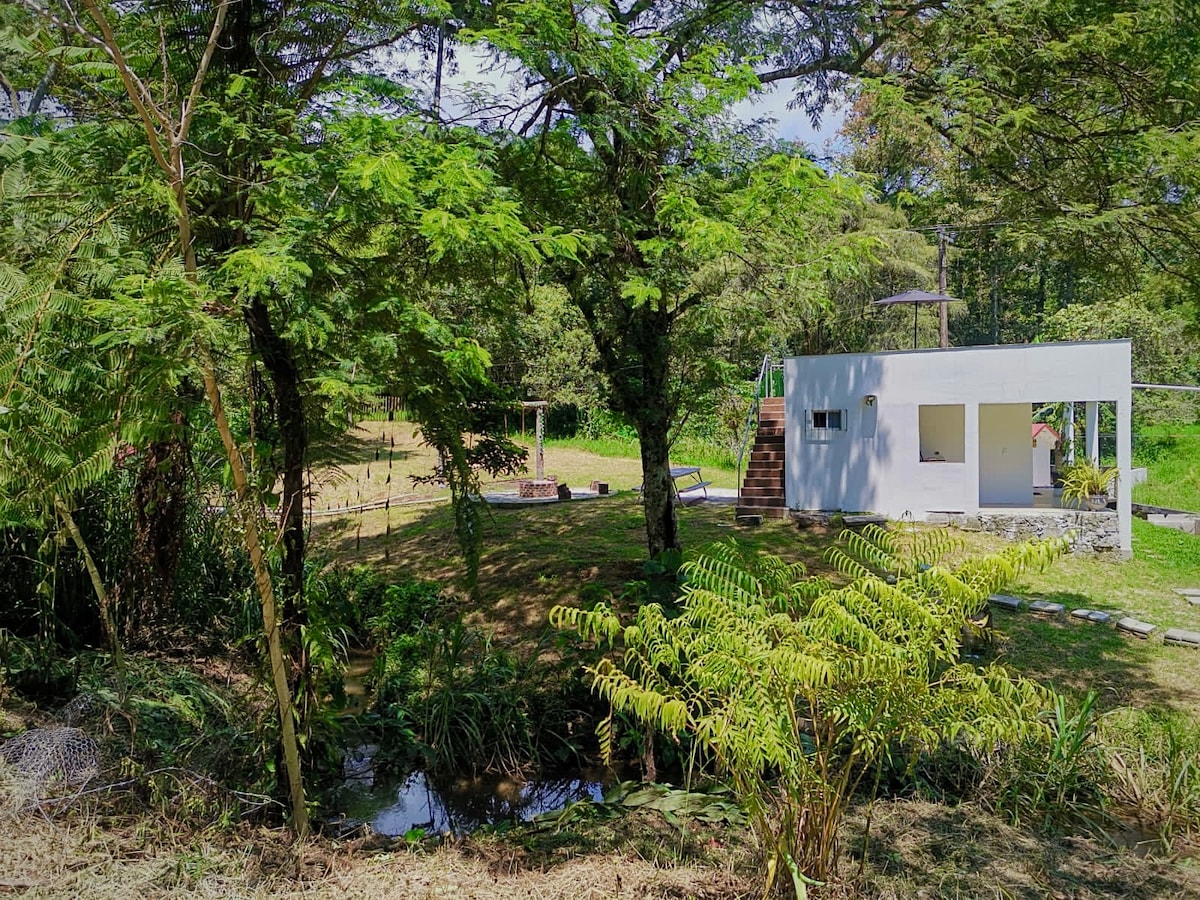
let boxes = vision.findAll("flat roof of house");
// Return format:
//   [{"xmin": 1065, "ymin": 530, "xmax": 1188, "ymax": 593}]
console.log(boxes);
[{"xmin": 782, "ymin": 339, "xmax": 1132, "ymax": 362}]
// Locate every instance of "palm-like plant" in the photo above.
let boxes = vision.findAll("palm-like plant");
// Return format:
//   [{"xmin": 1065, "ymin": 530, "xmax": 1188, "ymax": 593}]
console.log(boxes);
[
  {"xmin": 551, "ymin": 528, "xmax": 1068, "ymax": 895},
  {"xmin": 1059, "ymin": 461, "xmax": 1119, "ymax": 509}
]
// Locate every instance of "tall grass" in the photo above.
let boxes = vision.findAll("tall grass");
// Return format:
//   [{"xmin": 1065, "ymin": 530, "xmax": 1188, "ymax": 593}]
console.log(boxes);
[{"xmin": 1099, "ymin": 706, "xmax": 1200, "ymax": 846}]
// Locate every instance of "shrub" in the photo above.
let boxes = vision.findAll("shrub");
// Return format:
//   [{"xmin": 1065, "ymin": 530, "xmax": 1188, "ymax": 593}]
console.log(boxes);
[{"xmin": 551, "ymin": 529, "xmax": 1067, "ymax": 895}]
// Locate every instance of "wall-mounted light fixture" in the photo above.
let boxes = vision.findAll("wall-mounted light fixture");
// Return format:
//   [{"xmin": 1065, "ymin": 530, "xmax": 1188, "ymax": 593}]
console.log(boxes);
[{"xmin": 864, "ymin": 394, "xmax": 877, "ymax": 406}]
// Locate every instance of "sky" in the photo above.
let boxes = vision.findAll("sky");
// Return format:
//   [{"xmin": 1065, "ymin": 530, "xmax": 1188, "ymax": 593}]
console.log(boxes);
[{"xmin": 409, "ymin": 43, "xmax": 849, "ymax": 157}]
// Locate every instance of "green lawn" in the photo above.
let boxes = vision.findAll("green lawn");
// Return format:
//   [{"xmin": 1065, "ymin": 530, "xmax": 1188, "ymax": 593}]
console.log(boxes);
[
  {"xmin": 314, "ymin": 420, "xmax": 1200, "ymax": 714},
  {"xmin": 982, "ymin": 518, "xmax": 1200, "ymax": 713}
]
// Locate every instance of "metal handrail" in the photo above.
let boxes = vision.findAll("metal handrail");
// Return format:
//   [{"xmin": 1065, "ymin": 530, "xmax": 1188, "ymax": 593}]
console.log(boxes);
[{"xmin": 735, "ymin": 355, "xmax": 780, "ymax": 505}]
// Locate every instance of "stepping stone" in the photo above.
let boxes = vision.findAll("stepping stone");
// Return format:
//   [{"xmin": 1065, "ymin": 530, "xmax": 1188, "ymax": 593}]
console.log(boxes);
[
  {"xmin": 1029, "ymin": 600, "xmax": 1066, "ymax": 617},
  {"xmin": 988, "ymin": 594, "xmax": 1022, "ymax": 611},
  {"xmin": 1164, "ymin": 628, "xmax": 1200, "ymax": 648},
  {"xmin": 1173, "ymin": 589, "xmax": 1200, "ymax": 606},
  {"xmin": 1087, "ymin": 611, "xmax": 1113, "ymax": 625},
  {"xmin": 1070, "ymin": 608, "xmax": 1093, "ymax": 620},
  {"xmin": 1116, "ymin": 617, "xmax": 1156, "ymax": 638},
  {"xmin": 842, "ymin": 514, "xmax": 888, "ymax": 527}
]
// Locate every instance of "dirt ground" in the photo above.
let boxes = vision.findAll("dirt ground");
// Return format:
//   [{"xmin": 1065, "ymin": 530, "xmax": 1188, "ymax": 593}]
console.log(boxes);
[{"xmin": 2, "ymin": 797, "xmax": 1198, "ymax": 899}]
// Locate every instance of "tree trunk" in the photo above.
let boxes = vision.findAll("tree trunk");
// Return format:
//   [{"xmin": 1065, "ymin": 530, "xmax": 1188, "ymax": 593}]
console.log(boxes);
[
  {"xmin": 117, "ymin": 412, "xmax": 190, "ymax": 646},
  {"xmin": 626, "ymin": 307, "xmax": 679, "ymax": 558},
  {"xmin": 637, "ymin": 412, "xmax": 678, "ymax": 558},
  {"xmin": 245, "ymin": 296, "xmax": 307, "ymax": 611}
]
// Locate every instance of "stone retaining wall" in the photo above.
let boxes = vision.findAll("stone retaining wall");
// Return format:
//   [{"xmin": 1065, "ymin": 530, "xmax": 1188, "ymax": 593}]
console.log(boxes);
[{"xmin": 927, "ymin": 510, "xmax": 1121, "ymax": 554}]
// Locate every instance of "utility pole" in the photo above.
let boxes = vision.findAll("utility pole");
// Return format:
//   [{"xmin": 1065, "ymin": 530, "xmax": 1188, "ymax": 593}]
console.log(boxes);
[{"xmin": 936, "ymin": 226, "xmax": 949, "ymax": 349}]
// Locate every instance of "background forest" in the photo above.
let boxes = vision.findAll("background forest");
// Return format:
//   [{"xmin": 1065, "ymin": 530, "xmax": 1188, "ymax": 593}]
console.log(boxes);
[{"xmin": 1, "ymin": 0, "xmax": 1199, "ymax": 896}]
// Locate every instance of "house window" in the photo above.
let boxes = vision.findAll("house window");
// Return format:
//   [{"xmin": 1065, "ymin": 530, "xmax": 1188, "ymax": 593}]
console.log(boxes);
[
  {"xmin": 806, "ymin": 408, "xmax": 847, "ymax": 442},
  {"xmin": 918, "ymin": 404, "xmax": 965, "ymax": 463},
  {"xmin": 812, "ymin": 409, "xmax": 842, "ymax": 430}
]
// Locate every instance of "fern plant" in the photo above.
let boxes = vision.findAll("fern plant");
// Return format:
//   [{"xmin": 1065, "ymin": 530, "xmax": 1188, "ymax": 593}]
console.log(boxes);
[{"xmin": 551, "ymin": 531, "xmax": 1068, "ymax": 894}]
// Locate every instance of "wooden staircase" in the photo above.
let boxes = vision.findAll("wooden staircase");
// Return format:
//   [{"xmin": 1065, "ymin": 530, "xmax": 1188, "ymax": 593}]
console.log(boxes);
[{"xmin": 736, "ymin": 396, "xmax": 788, "ymax": 519}]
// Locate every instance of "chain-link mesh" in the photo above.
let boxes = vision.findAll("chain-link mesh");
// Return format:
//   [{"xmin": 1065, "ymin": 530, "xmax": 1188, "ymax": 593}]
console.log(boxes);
[{"xmin": 0, "ymin": 695, "xmax": 103, "ymax": 809}]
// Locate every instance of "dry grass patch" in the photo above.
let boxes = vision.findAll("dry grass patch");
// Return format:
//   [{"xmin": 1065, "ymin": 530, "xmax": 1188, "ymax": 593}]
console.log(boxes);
[{"xmin": 0, "ymin": 813, "xmax": 752, "ymax": 899}]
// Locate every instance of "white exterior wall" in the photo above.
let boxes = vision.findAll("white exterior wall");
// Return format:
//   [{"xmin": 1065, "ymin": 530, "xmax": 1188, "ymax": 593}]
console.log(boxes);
[{"xmin": 784, "ymin": 340, "xmax": 1132, "ymax": 554}]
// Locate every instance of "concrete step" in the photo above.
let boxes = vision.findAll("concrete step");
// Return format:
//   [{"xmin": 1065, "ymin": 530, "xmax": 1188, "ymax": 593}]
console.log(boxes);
[
  {"xmin": 739, "ymin": 489, "xmax": 786, "ymax": 502},
  {"xmin": 736, "ymin": 496, "xmax": 787, "ymax": 508}
]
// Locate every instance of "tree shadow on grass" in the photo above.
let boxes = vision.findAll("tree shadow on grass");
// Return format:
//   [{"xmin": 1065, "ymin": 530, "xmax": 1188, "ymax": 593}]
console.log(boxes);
[
  {"xmin": 987, "ymin": 591, "xmax": 1178, "ymax": 710},
  {"xmin": 310, "ymin": 494, "xmax": 843, "ymax": 642}
]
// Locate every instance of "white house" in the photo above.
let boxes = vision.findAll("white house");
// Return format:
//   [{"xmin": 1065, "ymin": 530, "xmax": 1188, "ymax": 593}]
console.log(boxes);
[{"xmin": 782, "ymin": 340, "xmax": 1132, "ymax": 555}]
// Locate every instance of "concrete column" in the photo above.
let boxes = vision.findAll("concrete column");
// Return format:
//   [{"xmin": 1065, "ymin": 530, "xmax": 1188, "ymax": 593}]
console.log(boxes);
[
  {"xmin": 1116, "ymin": 393, "xmax": 1133, "ymax": 558},
  {"xmin": 1085, "ymin": 401, "xmax": 1100, "ymax": 464},
  {"xmin": 1064, "ymin": 401, "xmax": 1076, "ymax": 465},
  {"xmin": 964, "ymin": 402, "xmax": 980, "ymax": 514}
]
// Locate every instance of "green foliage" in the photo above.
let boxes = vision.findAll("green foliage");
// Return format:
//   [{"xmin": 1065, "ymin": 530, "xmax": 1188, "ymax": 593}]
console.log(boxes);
[
  {"xmin": 77, "ymin": 654, "xmax": 274, "ymax": 798},
  {"xmin": 1041, "ymin": 298, "xmax": 1200, "ymax": 425},
  {"xmin": 371, "ymin": 617, "xmax": 590, "ymax": 777},
  {"xmin": 551, "ymin": 532, "xmax": 1066, "ymax": 890},
  {"xmin": 1133, "ymin": 424, "xmax": 1200, "ymax": 513}
]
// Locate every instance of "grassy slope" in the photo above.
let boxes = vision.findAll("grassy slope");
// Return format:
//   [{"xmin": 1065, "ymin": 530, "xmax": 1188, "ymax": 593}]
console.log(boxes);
[{"xmin": 1133, "ymin": 423, "xmax": 1200, "ymax": 511}]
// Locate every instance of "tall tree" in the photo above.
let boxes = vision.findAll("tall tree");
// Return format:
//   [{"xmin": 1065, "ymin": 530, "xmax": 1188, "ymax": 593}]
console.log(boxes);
[{"xmin": 465, "ymin": 0, "xmax": 909, "ymax": 555}]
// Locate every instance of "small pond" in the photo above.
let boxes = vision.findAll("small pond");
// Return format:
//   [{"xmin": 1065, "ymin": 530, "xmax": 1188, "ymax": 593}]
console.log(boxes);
[{"xmin": 332, "ymin": 744, "xmax": 610, "ymax": 836}]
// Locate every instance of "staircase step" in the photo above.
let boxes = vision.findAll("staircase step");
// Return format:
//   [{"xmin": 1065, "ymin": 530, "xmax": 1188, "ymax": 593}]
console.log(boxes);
[
  {"xmin": 739, "ymin": 488, "xmax": 785, "ymax": 500},
  {"xmin": 753, "ymin": 430, "xmax": 785, "ymax": 441},
  {"xmin": 743, "ymin": 476, "xmax": 783, "ymax": 488},
  {"xmin": 760, "ymin": 398, "xmax": 785, "ymax": 408},
  {"xmin": 736, "ymin": 496, "xmax": 787, "ymax": 507},
  {"xmin": 750, "ymin": 450, "xmax": 786, "ymax": 462}
]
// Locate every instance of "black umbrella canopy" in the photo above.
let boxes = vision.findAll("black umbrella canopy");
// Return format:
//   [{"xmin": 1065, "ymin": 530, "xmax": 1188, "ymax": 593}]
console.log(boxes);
[
  {"xmin": 874, "ymin": 289, "xmax": 959, "ymax": 306},
  {"xmin": 875, "ymin": 289, "xmax": 961, "ymax": 348}
]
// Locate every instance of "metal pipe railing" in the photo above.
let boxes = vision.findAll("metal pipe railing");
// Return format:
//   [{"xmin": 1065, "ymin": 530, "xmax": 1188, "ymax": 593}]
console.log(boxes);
[{"xmin": 735, "ymin": 355, "xmax": 776, "ymax": 506}]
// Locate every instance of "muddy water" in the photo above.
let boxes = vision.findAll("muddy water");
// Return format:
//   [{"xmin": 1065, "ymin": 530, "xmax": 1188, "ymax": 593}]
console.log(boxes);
[{"xmin": 334, "ymin": 744, "xmax": 609, "ymax": 836}]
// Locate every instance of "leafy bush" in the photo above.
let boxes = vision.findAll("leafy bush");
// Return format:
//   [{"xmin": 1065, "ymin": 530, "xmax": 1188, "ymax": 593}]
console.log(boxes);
[
  {"xmin": 372, "ymin": 617, "xmax": 591, "ymax": 776},
  {"xmin": 551, "ymin": 530, "xmax": 1067, "ymax": 894}
]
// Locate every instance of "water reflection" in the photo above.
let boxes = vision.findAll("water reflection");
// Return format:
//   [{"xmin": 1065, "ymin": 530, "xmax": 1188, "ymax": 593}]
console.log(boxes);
[{"xmin": 335, "ymin": 747, "xmax": 607, "ymax": 835}]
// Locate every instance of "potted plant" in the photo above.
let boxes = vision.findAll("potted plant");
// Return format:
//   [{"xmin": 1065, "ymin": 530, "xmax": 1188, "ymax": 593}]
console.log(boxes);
[{"xmin": 1059, "ymin": 461, "xmax": 1118, "ymax": 510}]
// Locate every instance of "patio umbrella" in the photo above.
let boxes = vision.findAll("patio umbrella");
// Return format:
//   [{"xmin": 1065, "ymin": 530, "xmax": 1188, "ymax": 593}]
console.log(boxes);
[{"xmin": 874, "ymin": 289, "xmax": 959, "ymax": 349}]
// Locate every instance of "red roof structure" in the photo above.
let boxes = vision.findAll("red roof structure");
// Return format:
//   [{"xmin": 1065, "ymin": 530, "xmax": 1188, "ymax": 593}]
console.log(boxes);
[{"xmin": 1031, "ymin": 423, "xmax": 1060, "ymax": 442}]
